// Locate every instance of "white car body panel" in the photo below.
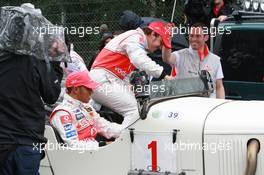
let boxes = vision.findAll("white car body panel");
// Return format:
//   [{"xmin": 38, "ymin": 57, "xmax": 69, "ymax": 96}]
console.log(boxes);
[{"xmin": 40, "ymin": 97, "xmax": 264, "ymax": 175}]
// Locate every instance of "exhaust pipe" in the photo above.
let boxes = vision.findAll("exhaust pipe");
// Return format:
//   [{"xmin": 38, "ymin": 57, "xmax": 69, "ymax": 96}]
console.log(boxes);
[{"xmin": 244, "ymin": 139, "xmax": 260, "ymax": 175}]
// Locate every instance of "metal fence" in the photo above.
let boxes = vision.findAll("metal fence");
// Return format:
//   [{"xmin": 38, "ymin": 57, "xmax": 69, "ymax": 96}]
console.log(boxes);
[{"xmin": 0, "ymin": 0, "xmax": 185, "ymax": 64}]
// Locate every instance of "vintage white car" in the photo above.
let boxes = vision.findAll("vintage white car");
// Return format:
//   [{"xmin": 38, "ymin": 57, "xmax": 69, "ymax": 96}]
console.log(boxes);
[
  {"xmin": 40, "ymin": 73, "xmax": 263, "ymax": 175},
  {"xmin": 40, "ymin": 1, "xmax": 264, "ymax": 173}
]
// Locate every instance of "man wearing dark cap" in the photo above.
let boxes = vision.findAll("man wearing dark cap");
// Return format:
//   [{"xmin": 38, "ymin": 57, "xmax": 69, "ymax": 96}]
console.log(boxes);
[{"xmin": 119, "ymin": 10, "xmax": 143, "ymax": 30}]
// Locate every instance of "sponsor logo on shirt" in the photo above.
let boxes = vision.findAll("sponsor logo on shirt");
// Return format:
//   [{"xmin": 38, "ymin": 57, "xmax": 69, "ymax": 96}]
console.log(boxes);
[
  {"xmin": 60, "ymin": 115, "xmax": 73, "ymax": 124},
  {"xmin": 75, "ymin": 112, "xmax": 85, "ymax": 120},
  {"xmin": 63, "ymin": 124, "xmax": 73, "ymax": 131},
  {"xmin": 115, "ymin": 67, "xmax": 127, "ymax": 77},
  {"xmin": 76, "ymin": 119, "xmax": 90, "ymax": 130},
  {"xmin": 89, "ymin": 112, "xmax": 95, "ymax": 117},
  {"xmin": 73, "ymin": 109, "xmax": 81, "ymax": 113},
  {"xmin": 84, "ymin": 106, "xmax": 93, "ymax": 112},
  {"xmin": 65, "ymin": 130, "xmax": 77, "ymax": 138}
]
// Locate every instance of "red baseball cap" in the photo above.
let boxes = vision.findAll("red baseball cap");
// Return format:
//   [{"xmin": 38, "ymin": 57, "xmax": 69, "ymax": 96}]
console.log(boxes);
[
  {"xmin": 148, "ymin": 21, "xmax": 172, "ymax": 49},
  {"xmin": 65, "ymin": 71, "xmax": 100, "ymax": 90}
]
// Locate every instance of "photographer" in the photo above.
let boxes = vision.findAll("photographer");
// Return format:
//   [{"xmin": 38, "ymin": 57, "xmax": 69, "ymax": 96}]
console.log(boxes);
[{"xmin": 0, "ymin": 4, "xmax": 66, "ymax": 174}]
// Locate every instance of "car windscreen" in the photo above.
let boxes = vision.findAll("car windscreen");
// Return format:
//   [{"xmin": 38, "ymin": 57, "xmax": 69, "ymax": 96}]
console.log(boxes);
[
  {"xmin": 214, "ymin": 28, "xmax": 264, "ymax": 82},
  {"xmin": 149, "ymin": 77, "xmax": 210, "ymax": 99}
]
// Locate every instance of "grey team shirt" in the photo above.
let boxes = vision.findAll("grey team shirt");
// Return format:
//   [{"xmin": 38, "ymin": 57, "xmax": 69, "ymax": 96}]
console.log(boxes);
[{"xmin": 172, "ymin": 47, "xmax": 224, "ymax": 98}]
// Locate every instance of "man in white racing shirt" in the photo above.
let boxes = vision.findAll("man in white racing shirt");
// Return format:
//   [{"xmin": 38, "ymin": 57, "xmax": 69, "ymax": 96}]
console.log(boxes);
[
  {"xmin": 90, "ymin": 21, "xmax": 172, "ymax": 128},
  {"xmin": 50, "ymin": 71, "xmax": 123, "ymax": 150}
]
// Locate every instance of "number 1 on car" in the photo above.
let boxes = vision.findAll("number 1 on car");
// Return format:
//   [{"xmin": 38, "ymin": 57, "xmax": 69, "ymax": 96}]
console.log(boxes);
[{"xmin": 148, "ymin": 140, "xmax": 157, "ymax": 171}]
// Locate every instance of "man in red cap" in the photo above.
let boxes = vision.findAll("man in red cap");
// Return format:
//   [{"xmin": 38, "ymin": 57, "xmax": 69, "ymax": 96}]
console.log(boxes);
[
  {"xmin": 90, "ymin": 21, "xmax": 172, "ymax": 128},
  {"xmin": 50, "ymin": 71, "xmax": 123, "ymax": 149}
]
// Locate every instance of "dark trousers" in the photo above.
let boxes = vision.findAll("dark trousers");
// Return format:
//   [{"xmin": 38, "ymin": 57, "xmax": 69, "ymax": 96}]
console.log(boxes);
[{"xmin": 0, "ymin": 145, "xmax": 43, "ymax": 175}]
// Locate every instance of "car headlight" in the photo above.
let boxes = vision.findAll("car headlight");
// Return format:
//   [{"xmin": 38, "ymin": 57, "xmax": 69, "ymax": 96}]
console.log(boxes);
[
  {"xmin": 260, "ymin": 0, "xmax": 264, "ymax": 11},
  {"xmin": 253, "ymin": 0, "xmax": 260, "ymax": 11},
  {"xmin": 245, "ymin": 0, "xmax": 252, "ymax": 10}
]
